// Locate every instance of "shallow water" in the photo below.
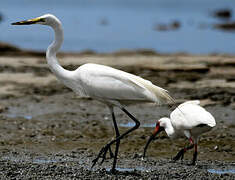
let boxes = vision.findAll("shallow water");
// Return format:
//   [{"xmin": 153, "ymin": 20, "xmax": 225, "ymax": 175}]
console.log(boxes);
[
  {"xmin": 33, "ymin": 158, "xmax": 58, "ymax": 164},
  {"xmin": 6, "ymin": 114, "xmax": 32, "ymax": 120},
  {"xmin": 106, "ymin": 167, "xmax": 148, "ymax": 172},
  {"xmin": 119, "ymin": 122, "xmax": 155, "ymax": 128},
  {"xmin": 1, "ymin": 0, "xmax": 235, "ymax": 54},
  {"xmin": 208, "ymin": 169, "xmax": 235, "ymax": 174}
]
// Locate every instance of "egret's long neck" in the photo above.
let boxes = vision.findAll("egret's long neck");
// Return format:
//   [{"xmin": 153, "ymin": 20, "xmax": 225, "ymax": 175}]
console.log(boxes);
[{"xmin": 46, "ymin": 22, "xmax": 71, "ymax": 81}]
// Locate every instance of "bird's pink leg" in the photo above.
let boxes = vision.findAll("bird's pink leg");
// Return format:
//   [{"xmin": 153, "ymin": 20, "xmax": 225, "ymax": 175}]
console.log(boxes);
[
  {"xmin": 191, "ymin": 143, "xmax": 198, "ymax": 165},
  {"xmin": 180, "ymin": 137, "xmax": 194, "ymax": 160},
  {"xmin": 189, "ymin": 137, "xmax": 193, "ymax": 144},
  {"xmin": 173, "ymin": 137, "xmax": 194, "ymax": 161}
]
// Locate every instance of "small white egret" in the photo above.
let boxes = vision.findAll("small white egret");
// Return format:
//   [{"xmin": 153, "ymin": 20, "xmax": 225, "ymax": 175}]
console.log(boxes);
[
  {"xmin": 12, "ymin": 14, "xmax": 174, "ymax": 172},
  {"xmin": 143, "ymin": 100, "xmax": 216, "ymax": 165}
]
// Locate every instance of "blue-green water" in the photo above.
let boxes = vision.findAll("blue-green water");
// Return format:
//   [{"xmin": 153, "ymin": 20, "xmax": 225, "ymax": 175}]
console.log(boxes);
[{"xmin": 0, "ymin": 0, "xmax": 235, "ymax": 54}]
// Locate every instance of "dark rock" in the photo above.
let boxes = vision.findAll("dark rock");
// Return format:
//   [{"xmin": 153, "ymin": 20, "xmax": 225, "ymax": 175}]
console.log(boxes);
[
  {"xmin": 213, "ymin": 9, "xmax": 232, "ymax": 19},
  {"xmin": 154, "ymin": 21, "xmax": 181, "ymax": 31},
  {"xmin": 0, "ymin": 105, "xmax": 8, "ymax": 113},
  {"xmin": 0, "ymin": 13, "xmax": 3, "ymax": 23},
  {"xmin": 0, "ymin": 42, "xmax": 21, "ymax": 52},
  {"xmin": 113, "ymin": 49, "xmax": 159, "ymax": 56},
  {"xmin": 214, "ymin": 22, "xmax": 235, "ymax": 31}
]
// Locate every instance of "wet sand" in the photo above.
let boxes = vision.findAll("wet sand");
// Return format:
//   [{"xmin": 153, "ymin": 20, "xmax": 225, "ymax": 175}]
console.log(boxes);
[{"xmin": 0, "ymin": 51, "xmax": 235, "ymax": 179}]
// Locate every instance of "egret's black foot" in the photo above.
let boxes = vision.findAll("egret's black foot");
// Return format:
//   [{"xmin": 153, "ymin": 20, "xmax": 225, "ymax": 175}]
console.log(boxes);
[
  {"xmin": 92, "ymin": 144, "xmax": 111, "ymax": 168},
  {"xmin": 100, "ymin": 146, "xmax": 114, "ymax": 164},
  {"xmin": 173, "ymin": 149, "xmax": 184, "ymax": 161},
  {"xmin": 108, "ymin": 168, "xmax": 118, "ymax": 174}
]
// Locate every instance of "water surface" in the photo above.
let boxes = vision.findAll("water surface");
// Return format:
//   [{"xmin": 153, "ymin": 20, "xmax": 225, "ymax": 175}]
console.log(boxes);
[{"xmin": 1, "ymin": 0, "xmax": 235, "ymax": 54}]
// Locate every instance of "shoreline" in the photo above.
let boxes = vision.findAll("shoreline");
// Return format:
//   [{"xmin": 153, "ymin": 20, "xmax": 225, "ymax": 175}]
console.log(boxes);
[{"xmin": 1, "ymin": 41, "xmax": 235, "ymax": 57}]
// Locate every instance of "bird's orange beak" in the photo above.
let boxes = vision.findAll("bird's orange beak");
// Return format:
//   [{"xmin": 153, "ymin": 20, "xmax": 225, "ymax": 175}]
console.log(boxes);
[{"xmin": 143, "ymin": 122, "xmax": 164, "ymax": 158}]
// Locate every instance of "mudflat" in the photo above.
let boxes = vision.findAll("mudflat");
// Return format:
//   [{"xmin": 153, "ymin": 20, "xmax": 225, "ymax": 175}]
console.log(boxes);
[{"xmin": 0, "ymin": 52, "xmax": 234, "ymax": 179}]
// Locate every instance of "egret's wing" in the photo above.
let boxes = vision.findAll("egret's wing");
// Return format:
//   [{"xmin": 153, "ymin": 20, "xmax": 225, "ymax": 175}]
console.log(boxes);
[
  {"xmin": 170, "ymin": 102, "xmax": 216, "ymax": 130},
  {"xmin": 78, "ymin": 64, "xmax": 154, "ymax": 101},
  {"xmin": 77, "ymin": 63, "xmax": 173, "ymax": 104}
]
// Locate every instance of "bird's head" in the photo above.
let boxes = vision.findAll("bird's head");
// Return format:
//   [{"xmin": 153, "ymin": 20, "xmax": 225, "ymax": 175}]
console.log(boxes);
[
  {"xmin": 157, "ymin": 117, "xmax": 171, "ymax": 129},
  {"xmin": 143, "ymin": 118, "xmax": 168, "ymax": 158},
  {"xmin": 11, "ymin": 14, "xmax": 60, "ymax": 27}
]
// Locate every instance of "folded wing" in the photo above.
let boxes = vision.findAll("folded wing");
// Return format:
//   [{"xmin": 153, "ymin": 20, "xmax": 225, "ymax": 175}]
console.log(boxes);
[{"xmin": 77, "ymin": 63, "xmax": 174, "ymax": 104}]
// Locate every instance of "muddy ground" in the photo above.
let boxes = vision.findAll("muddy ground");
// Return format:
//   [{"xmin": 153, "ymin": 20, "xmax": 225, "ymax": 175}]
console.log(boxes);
[{"xmin": 0, "ymin": 51, "xmax": 235, "ymax": 179}]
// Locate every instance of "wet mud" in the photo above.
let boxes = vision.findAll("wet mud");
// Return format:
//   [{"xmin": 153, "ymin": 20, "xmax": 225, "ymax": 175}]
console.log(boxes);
[{"xmin": 0, "ymin": 53, "xmax": 235, "ymax": 179}]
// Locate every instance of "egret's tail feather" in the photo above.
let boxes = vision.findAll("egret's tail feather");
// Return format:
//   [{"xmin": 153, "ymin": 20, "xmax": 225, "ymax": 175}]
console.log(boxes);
[
  {"xmin": 144, "ymin": 81, "xmax": 175, "ymax": 105},
  {"xmin": 130, "ymin": 75, "xmax": 175, "ymax": 105},
  {"xmin": 154, "ymin": 87, "xmax": 175, "ymax": 105}
]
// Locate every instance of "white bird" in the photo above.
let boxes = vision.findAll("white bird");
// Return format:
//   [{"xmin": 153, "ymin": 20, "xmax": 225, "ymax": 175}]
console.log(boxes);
[
  {"xmin": 12, "ymin": 14, "xmax": 174, "ymax": 173},
  {"xmin": 143, "ymin": 100, "xmax": 216, "ymax": 165}
]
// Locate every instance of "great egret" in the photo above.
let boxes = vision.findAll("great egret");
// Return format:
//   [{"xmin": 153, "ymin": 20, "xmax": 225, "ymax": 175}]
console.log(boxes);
[
  {"xmin": 12, "ymin": 14, "xmax": 174, "ymax": 172},
  {"xmin": 143, "ymin": 100, "xmax": 216, "ymax": 165}
]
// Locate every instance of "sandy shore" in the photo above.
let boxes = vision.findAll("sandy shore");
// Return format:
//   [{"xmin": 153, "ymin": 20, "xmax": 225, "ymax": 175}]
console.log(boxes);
[{"xmin": 0, "ymin": 51, "xmax": 234, "ymax": 179}]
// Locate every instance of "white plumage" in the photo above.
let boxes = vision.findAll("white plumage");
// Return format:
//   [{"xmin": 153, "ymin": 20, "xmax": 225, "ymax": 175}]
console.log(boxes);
[
  {"xmin": 143, "ymin": 100, "xmax": 216, "ymax": 165},
  {"xmin": 12, "ymin": 14, "xmax": 173, "ymax": 172},
  {"xmin": 169, "ymin": 100, "xmax": 216, "ymax": 139},
  {"xmin": 75, "ymin": 63, "xmax": 173, "ymax": 105}
]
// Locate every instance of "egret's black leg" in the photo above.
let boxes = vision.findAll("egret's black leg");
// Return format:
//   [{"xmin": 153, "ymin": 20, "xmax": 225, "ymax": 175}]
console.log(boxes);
[
  {"xmin": 110, "ymin": 107, "xmax": 120, "ymax": 173},
  {"xmin": 100, "ymin": 108, "xmax": 116, "ymax": 164},
  {"xmin": 101, "ymin": 107, "xmax": 117, "ymax": 164},
  {"xmin": 91, "ymin": 107, "xmax": 140, "ymax": 173},
  {"xmin": 99, "ymin": 107, "xmax": 120, "ymax": 172},
  {"xmin": 108, "ymin": 146, "xmax": 114, "ymax": 158}
]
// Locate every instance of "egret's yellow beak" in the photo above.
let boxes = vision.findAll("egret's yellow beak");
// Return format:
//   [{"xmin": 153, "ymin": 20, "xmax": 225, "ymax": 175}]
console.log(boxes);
[{"xmin": 11, "ymin": 17, "xmax": 45, "ymax": 25}]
